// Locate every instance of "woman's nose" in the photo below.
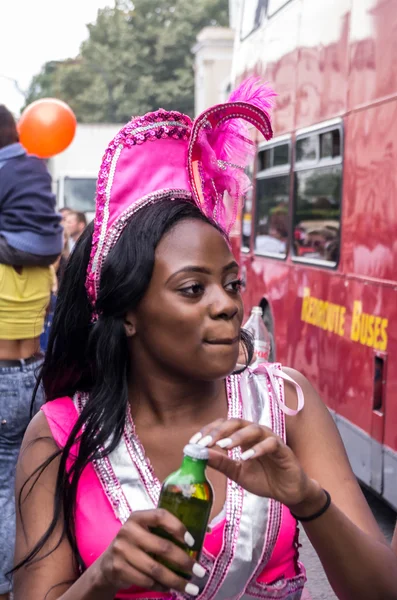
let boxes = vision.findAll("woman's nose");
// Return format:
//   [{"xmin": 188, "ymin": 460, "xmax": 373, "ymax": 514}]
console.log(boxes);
[{"xmin": 209, "ymin": 287, "xmax": 239, "ymax": 320}]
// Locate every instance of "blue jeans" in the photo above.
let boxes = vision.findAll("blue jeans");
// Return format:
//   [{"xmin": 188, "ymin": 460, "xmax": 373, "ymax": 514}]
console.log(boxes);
[
  {"xmin": 0, "ymin": 357, "xmax": 44, "ymax": 594},
  {"xmin": 40, "ymin": 292, "xmax": 57, "ymax": 353}
]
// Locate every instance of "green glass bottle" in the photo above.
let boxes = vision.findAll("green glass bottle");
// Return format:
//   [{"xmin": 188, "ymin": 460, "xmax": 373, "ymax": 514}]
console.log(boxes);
[{"xmin": 151, "ymin": 443, "xmax": 213, "ymax": 578}]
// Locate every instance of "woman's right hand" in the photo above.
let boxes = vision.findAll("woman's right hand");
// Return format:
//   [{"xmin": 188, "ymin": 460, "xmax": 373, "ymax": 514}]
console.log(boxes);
[{"xmin": 96, "ymin": 509, "xmax": 205, "ymax": 596}]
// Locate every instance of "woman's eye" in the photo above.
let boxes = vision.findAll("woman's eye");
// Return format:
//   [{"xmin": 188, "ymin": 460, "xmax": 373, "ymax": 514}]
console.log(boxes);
[
  {"xmin": 179, "ymin": 283, "xmax": 204, "ymax": 297},
  {"xmin": 225, "ymin": 279, "xmax": 243, "ymax": 293}
]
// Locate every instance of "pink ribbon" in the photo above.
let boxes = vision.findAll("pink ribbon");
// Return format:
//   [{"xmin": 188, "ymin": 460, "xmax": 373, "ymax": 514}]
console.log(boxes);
[{"xmin": 240, "ymin": 362, "xmax": 305, "ymax": 417}]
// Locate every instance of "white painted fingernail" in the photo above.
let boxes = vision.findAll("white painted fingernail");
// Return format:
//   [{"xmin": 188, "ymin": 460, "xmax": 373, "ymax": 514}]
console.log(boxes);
[
  {"xmin": 193, "ymin": 563, "xmax": 206, "ymax": 578},
  {"xmin": 189, "ymin": 432, "xmax": 203, "ymax": 444},
  {"xmin": 197, "ymin": 435, "xmax": 212, "ymax": 447},
  {"xmin": 185, "ymin": 583, "xmax": 200, "ymax": 596},
  {"xmin": 216, "ymin": 437, "xmax": 233, "ymax": 449},
  {"xmin": 241, "ymin": 448, "xmax": 255, "ymax": 461},
  {"xmin": 184, "ymin": 531, "xmax": 195, "ymax": 547}
]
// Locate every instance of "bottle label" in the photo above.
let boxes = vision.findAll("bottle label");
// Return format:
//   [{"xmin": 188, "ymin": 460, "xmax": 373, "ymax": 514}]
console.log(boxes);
[{"xmin": 254, "ymin": 340, "xmax": 270, "ymax": 361}]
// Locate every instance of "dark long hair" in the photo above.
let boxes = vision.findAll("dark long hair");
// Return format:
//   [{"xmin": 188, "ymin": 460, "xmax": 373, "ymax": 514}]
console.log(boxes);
[
  {"xmin": 0, "ymin": 105, "xmax": 19, "ymax": 149},
  {"xmin": 15, "ymin": 199, "xmax": 254, "ymax": 574}
]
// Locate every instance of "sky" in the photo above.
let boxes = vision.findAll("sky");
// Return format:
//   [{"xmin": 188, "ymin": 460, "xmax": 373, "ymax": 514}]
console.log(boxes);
[{"xmin": 0, "ymin": 0, "xmax": 114, "ymax": 115}]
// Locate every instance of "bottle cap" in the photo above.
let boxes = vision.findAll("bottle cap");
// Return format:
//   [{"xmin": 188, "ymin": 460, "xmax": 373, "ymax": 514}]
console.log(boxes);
[
  {"xmin": 251, "ymin": 306, "xmax": 263, "ymax": 316},
  {"xmin": 183, "ymin": 443, "xmax": 209, "ymax": 460}
]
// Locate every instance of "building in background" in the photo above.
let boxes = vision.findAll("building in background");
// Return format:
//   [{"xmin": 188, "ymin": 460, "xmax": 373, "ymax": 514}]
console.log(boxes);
[
  {"xmin": 192, "ymin": 26, "xmax": 235, "ymax": 116},
  {"xmin": 48, "ymin": 123, "xmax": 120, "ymax": 221}
]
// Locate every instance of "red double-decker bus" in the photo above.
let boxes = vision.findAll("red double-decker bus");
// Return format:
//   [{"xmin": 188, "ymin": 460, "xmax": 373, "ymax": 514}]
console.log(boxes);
[{"xmin": 231, "ymin": 0, "xmax": 397, "ymax": 509}]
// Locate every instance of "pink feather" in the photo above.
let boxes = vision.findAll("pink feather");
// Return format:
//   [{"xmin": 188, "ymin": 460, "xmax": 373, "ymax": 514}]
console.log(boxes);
[
  {"xmin": 194, "ymin": 77, "xmax": 276, "ymax": 233},
  {"xmin": 228, "ymin": 76, "xmax": 276, "ymax": 109},
  {"xmin": 213, "ymin": 77, "xmax": 276, "ymax": 165}
]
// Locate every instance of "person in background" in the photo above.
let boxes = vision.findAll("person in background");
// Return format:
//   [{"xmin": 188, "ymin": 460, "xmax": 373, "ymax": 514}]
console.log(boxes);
[
  {"xmin": 56, "ymin": 226, "xmax": 70, "ymax": 284},
  {"xmin": 40, "ymin": 214, "xmax": 71, "ymax": 353},
  {"xmin": 40, "ymin": 229, "xmax": 70, "ymax": 352},
  {"xmin": 54, "ymin": 211, "xmax": 71, "ymax": 282},
  {"xmin": 64, "ymin": 210, "xmax": 87, "ymax": 252},
  {"xmin": 0, "ymin": 105, "xmax": 63, "ymax": 267},
  {"xmin": 59, "ymin": 206, "xmax": 72, "ymax": 225},
  {"xmin": 0, "ymin": 104, "xmax": 62, "ymax": 600}
]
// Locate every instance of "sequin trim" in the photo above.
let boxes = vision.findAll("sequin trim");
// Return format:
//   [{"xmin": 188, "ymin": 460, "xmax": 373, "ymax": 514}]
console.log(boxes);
[
  {"xmin": 92, "ymin": 189, "xmax": 193, "ymax": 307},
  {"xmin": 126, "ymin": 111, "xmax": 191, "ymax": 146},
  {"xmin": 245, "ymin": 571, "xmax": 306, "ymax": 599},
  {"xmin": 187, "ymin": 102, "xmax": 272, "ymax": 224},
  {"xmin": 198, "ymin": 374, "xmax": 244, "ymax": 600},
  {"xmin": 86, "ymin": 108, "xmax": 193, "ymax": 307},
  {"xmin": 217, "ymin": 159, "xmax": 245, "ymax": 171},
  {"xmin": 73, "ymin": 392, "xmax": 132, "ymax": 524},
  {"xmin": 92, "ymin": 143, "xmax": 123, "ymax": 274},
  {"xmin": 244, "ymin": 365, "xmax": 290, "ymax": 597},
  {"xmin": 131, "ymin": 120, "xmax": 189, "ymax": 134},
  {"xmin": 124, "ymin": 407, "xmax": 161, "ymax": 506}
]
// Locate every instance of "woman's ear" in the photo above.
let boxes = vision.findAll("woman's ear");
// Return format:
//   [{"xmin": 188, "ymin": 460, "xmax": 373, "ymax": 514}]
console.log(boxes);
[{"xmin": 124, "ymin": 312, "xmax": 136, "ymax": 337}]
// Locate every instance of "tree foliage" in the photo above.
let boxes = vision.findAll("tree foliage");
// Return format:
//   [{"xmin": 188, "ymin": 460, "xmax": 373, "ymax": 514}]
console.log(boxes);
[{"xmin": 24, "ymin": 0, "xmax": 229, "ymax": 122}]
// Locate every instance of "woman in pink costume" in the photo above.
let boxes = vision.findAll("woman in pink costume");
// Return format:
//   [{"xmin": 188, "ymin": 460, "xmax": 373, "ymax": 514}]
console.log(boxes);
[{"xmin": 12, "ymin": 81, "xmax": 397, "ymax": 600}]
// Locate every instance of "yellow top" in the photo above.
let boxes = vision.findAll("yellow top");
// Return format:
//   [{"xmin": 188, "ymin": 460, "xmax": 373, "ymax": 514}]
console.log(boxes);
[{"xmin": 0, "ymin": 264, "xmax": 53, "ymax": 340}]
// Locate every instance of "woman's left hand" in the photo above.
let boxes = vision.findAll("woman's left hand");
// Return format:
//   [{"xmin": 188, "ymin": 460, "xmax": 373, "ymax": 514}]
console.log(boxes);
[{"xmin": 191, "ymin": 418, "xmax": 319, "ymax": 508}]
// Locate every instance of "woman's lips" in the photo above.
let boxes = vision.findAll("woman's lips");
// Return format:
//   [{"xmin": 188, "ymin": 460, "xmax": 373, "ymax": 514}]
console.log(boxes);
[{"xmin": 204, "ymin": 336, "xmax": 239, "ymax": 345}]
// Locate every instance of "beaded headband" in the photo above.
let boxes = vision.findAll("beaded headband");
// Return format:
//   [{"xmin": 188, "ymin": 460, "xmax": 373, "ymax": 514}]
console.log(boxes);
[{"xmin": 86, "ymin": 78, "xmax": 275, "ymax": 312}]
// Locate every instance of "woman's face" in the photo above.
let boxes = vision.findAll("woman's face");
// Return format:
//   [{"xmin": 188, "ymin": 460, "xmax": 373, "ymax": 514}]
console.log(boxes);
[{"xmin": 128, "ymin": 219, "xmax": 244, "ymax": 381}]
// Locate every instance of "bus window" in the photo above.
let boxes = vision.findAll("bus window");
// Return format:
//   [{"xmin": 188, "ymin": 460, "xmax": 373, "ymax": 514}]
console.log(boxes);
[
  {"xmin": 296, "ymin": 135, "xmax": 318, "ymax": 163},
  {"xmin": 241, "ymin": 162, "xmax": 255, "ymax": 252},
  {"xmin": 241, "ymin": 189, "xmax": 253, "ymax": 252},
  {"xmin": 258, "ymin": 148, "xmax": 272, "ymax": 171},
  {"xmin": 293, "ymin": 126, "xmax": 342, "ymax": 266},
  {"xmin": 254, "ymin": 141, "xmax": 291, "ymax": 258},
  {"xmin": 273, "ymin": 143, "xmax": 290, "ymax": 166},
  {"xmin": 320, "ymin": 129, "xmax": 341, "ymax": 159},
  {"xmin": 240, "ymin": 0, "xmax": 267, "ymax": 40}
]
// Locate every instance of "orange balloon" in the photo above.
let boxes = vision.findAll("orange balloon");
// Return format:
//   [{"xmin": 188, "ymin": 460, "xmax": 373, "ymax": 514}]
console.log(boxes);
[{"xmin": 18, "ymin": 98, "xmax": 77, "ymax": 158}]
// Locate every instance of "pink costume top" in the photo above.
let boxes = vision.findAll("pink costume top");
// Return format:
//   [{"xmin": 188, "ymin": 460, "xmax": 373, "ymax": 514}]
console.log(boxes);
[{"xmin": 42, "ymin": 363, "xmax": 307, "ymax": 600}]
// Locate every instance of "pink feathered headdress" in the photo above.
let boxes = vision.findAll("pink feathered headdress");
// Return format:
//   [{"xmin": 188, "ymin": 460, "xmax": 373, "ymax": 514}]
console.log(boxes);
[{"xmin": 86, "ymin": 77, "xmax": 276, "ymax": 310}]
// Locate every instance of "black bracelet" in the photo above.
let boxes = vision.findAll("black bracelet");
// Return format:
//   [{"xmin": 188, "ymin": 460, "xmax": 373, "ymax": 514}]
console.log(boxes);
[{"xmin": 290, "ymin": 489, "xmax": 331, "ymax": 522}]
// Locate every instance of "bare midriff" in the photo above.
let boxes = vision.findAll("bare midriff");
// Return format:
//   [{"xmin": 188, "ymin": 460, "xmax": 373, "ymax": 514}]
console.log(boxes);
[{"xmin": 0, "ymin": 337, "xmax": 41, "ymax": 360}]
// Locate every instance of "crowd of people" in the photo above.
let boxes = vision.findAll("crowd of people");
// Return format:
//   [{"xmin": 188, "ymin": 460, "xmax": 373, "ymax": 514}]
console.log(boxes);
[
  {"xmin": 1, "ymin": 81, "xmax": 397, "ymax": 600},
  {"xmin": 0, "ymin": 105, "xmax": 88, "ymax": 599}
]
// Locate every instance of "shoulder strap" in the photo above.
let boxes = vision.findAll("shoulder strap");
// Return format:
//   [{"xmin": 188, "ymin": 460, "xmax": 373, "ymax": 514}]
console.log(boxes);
[
  {"xmin": 41, "ymin": 397, "xmax": 79, "ymax": 449},
  {"xmin": 240, "ymin": 363, "xmax": 305, "ymax": 418}
]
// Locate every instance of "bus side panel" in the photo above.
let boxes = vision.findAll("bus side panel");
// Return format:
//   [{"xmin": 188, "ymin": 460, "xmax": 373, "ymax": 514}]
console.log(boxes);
[
  {"xmin": 383, "ymin": 282, "xmax": 397, "ymax": 505},
  {"xmin": 295, "ymin": 0, "xmax": 350, "ymax": 130},
  {"xmin": 349, "ymin": 0, "xmax": 397, "ymax": 110},
  {"xmin": 341, "ymin": 103, "xmax": 397, "ymax": 281},
  {"xmin": 283, "ymin": 265, "xmax": 345, "ymax": 415},
  {"xmin": 232, "ymin": 0, "xmax": 301, "ymax": 136},
  {"xmin": 341, "ymin": 97, "xmax": 397, "ymax": 496},
  {"xmin": 249, "ymin": 259, "xmax": 292, "ymax": 366},
  {"xmin": 259, "ymin": 1, "xmax": 301, "ymax": 136},
  {"xmin": 248, "ymin": 256, "xmax": 397, "ymax": 495},
  {"xmin": 246, "ymin": 259, "xmax": 346, "ymax": 415}
]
